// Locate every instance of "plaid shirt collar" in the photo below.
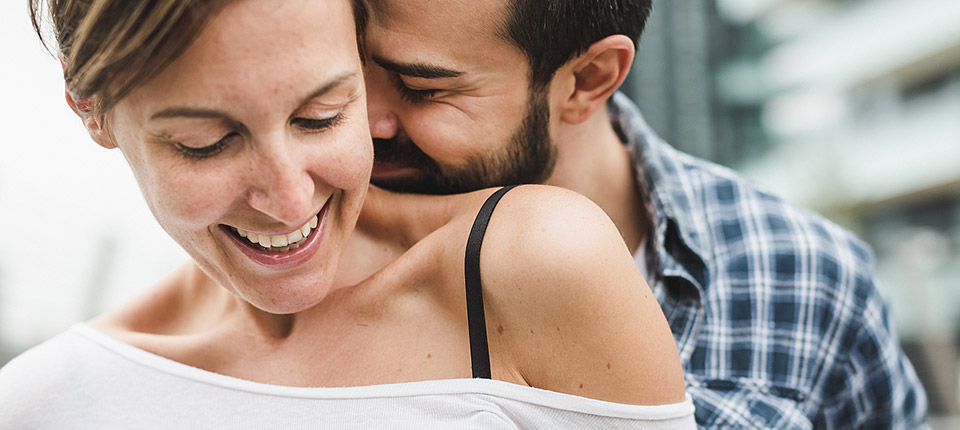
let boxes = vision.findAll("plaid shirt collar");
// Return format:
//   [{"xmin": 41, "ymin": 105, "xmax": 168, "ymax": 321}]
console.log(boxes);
[{"xmin": 608, "ymin": 92, "xmax": 709, "ymax": 304}]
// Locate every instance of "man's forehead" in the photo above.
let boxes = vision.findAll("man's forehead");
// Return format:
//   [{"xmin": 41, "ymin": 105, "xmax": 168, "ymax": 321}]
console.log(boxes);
[
  {"xmin": 364, "ymin": 0, "xmax": 507, "ymax": 40},
  {"xmin": 363, "ymin": 0, "xmax": 526, "ymax": 77}
]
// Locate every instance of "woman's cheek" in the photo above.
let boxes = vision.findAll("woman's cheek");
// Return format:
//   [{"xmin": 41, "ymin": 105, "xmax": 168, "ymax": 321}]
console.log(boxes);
[
  {"xmin": 323, "ymin": 129, "xmax": 373, "ymax": 190},
  {"xmin": 146, "ymin": 167, "xmax": 235, "ymax": 231}
]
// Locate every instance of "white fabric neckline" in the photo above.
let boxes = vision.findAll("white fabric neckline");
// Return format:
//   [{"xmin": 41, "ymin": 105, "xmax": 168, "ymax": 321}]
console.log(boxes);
[{"xmin": 71, "ymin": 323, "xmax": 692, "ymax": 420}]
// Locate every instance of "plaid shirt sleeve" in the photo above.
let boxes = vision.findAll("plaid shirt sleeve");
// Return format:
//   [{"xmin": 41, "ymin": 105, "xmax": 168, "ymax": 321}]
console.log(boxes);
[
  {"xmin": 676, "ymin": 243, "xmax": 930, "ymax": 429},
  {"xmin": 811, "ymin": 262, "xmax": 927, "ymax": 429},
  {"xmin": 655, "ymin": 166, "xmax": 929, "ymax": 429},
  {"xmin": 611, "ymin": 93, "xmax": 930, "ymax": 429},
  {"xmin": 656, "ymin": 171, "xmax": 929, "ymax": 429}
]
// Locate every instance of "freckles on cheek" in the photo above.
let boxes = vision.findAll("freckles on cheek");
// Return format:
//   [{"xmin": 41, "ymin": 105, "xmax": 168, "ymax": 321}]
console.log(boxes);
[
  {"xmin": 144, "ymin": 171, "xmax": 234, "ymax": 231},
  {"xmin": 321, "ymin": 136, "xmax": 373, "ymax": 189}
]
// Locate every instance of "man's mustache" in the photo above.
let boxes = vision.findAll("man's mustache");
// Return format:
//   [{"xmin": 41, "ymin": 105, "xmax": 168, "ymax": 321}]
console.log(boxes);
[{"xmin": 372, "ymin": 136, "xmax": 434, "ymax": 167}]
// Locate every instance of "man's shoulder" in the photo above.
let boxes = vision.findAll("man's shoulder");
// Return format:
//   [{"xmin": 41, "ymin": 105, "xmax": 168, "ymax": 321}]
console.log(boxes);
[
  {"xmin": 656, "ymin": 149, "xmax": 930, "ymax": 428},
  {"xmin": 620, "ymin": 95, "xmax": 928, "ymax": 428},
  {"xmin": 658, "ymin": 148, "xmax": 874, "ymax": 280},
  {"xmin": 672, "ymin": 155, "xmax": 887, "ymax": 335},
  {"xmin": 615, "ymin": 93, "xmax": 875, "ymax": 290}
]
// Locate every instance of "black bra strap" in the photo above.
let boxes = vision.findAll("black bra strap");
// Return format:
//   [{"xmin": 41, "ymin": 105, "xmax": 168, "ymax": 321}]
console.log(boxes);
[{"xmin": 464, "ymin": 185, "xmax": 518, "ymax": 379}]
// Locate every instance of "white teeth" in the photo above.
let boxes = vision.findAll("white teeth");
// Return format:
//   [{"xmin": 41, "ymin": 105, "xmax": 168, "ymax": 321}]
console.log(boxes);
[
  {"xmin": 234, "ymin": 214, "xmax": 319, "ymax": 252},
  {"xmin": 271, "ymin": 235, "xmax": 288, "ymax": 247},
  {"xmin": 286, "ymin": 230, "xmax": 303, "ymax": 244}
]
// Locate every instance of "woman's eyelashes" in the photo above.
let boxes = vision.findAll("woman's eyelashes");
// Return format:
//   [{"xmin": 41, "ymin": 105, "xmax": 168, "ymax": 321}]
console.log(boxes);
[
  {"xmin": 292, "ymin": 112, "xmax": 344, "ymax": 131},
  {"xmin": 172, "ymin": 113, "xmax": 345, "ymax": 160},
  {"xmin": 174, "ymin": 133, "xmax": 237, "ymax": 160}
]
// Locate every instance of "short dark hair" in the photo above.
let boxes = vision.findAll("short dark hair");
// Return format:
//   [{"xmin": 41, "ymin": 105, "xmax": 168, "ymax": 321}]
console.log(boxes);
[{"xmin": 500, "ymin": 0, "xmax": 652, "ymax": 90}]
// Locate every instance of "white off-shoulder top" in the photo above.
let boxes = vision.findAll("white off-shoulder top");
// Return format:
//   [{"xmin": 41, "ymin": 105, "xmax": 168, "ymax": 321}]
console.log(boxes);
[{"xmin": 0, "ymin": 324, "xmax": 695, "ymax": 429}]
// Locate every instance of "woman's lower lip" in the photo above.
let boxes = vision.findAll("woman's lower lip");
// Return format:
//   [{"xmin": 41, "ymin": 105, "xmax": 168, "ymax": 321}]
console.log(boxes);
[{"xmin": 224, "ymin": 203, "xmax": 329, "ymax": 270}]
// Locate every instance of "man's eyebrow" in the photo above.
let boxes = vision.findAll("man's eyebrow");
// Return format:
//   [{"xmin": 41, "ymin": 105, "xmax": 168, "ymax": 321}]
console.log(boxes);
[
  {"xmin": 150, "ymin": 72, "xmax": 358, "ymax": 121},
  {"xmin": 372, "ymin": 55, "xmax": 463, "ymax": 79}
]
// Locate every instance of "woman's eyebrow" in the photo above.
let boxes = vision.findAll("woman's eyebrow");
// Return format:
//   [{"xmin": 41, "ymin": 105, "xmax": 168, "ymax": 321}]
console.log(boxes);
[
  {"xmin": 295, "ymin": 72, "xmax": 359, "ymax": 106},
  {"xmin": 150, "ymin": 107, "xmax": 234, "ymax": 121},
  {"xmin": 149, "ymin": 72, "xmax": 359, "ymax": 121}
]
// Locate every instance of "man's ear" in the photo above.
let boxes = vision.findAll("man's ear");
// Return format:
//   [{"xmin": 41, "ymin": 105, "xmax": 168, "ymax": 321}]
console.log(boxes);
[
  {"xmin": 65, "ymin": 91, "xmax": 116, "ymax": 149},
  {"xmin": 555, "ymin": 35, "xmax": 635, "ymax": 125}
]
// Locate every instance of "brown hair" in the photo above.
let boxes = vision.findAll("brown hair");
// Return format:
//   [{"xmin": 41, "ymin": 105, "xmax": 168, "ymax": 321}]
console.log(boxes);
[
  {"xmin": 29, "ymin": 0, "xmax": 367, "ymax": 117},
  {"xmin": 29, "ymin": 0, "xmax": 231, "ymax": 116}
]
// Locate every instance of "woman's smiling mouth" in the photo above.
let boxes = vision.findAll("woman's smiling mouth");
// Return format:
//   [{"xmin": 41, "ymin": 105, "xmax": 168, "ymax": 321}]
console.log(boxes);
[
  {"xmin": 221, "ymin": 200, "xmax": 330, "ymax": 269},
  {"xmin": 234, "ymin": 214, "xmax": 318, "ymax": 253}
]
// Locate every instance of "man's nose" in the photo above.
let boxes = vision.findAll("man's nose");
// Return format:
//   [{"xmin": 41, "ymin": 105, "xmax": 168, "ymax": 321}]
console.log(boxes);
[
  {"xmin": 365, "ymin": 66, "xmax": 401, "ymax": 140},
  {"xmin": 368, "ymin": 108, "xmax": 400, "ymax": 140}
]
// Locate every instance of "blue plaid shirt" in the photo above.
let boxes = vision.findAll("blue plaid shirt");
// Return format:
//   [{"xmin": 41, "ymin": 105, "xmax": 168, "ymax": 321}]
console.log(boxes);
[{"xmin": 609, "ymin": 93, "xmax": 929, "ymax": 429}]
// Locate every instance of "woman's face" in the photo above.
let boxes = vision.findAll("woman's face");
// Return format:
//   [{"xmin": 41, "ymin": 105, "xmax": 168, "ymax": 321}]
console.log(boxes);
[{"xmin": 101, "ymin": 0, "xmax": 371, "ymax": 314}]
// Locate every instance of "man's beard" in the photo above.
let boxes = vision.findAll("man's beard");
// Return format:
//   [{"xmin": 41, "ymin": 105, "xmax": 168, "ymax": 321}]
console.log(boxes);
[{"xmin": 371, "ymin": 90, "xmax": 556, "ymax": 195}]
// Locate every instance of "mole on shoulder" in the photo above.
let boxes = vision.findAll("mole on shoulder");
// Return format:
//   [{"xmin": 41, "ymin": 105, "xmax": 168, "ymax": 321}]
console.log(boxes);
[{"xmin": 497, "ymin": 325, "xmax": 504, "ymax": 334}]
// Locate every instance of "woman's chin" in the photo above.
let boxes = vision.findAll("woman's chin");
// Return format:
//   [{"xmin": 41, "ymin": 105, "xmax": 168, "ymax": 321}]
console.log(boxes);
[
  {"xmin": 187, "ymin": 224, "xmax": 346, "ymax": 315},
  {"xmin": 237, "ymin": 279, "xmax": 336, "ymax": 315}
]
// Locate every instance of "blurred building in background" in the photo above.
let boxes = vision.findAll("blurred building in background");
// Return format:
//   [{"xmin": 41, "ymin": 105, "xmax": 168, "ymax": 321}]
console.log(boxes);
[{"xmin": 625, "ymin": 0, "xmax": 960, "ymax": 423}]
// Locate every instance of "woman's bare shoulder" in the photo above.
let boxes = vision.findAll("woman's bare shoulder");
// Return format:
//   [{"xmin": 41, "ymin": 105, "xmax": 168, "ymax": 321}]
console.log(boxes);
[
  {"xmin": 475, "ymin": 185, "xmax": 687, "ymax": 405},
  {"xmin": 89, "ymin": 262, "xmax": 228, "ymax": 337},
  {"xmin": 474, "ymin": 184, "xmax": 633, "ymax": 283}
]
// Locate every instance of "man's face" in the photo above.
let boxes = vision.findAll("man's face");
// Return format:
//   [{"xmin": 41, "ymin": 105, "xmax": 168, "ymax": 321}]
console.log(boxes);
[{"xmin": 364, "ymin": 0, "xmax": 556, "ymax": 194}]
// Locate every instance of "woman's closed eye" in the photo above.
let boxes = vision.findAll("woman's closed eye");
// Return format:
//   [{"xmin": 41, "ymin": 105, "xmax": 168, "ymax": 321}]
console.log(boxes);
[
  {"xmin": 170, "ymin": 113, "xmax": 344, "ymax": 160},
  {"xmin": 292, "ymin": 112, "xmax": 344, "ymax": 131},
  {"xmin": 173, "ymin": 132, "xmax": 238, "ymax": 160}
]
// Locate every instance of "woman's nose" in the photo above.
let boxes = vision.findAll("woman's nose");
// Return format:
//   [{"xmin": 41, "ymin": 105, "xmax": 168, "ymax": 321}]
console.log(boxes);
[{"xmin": 245, "ymin": 137, "xmax": 317, "ymax": 226}]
